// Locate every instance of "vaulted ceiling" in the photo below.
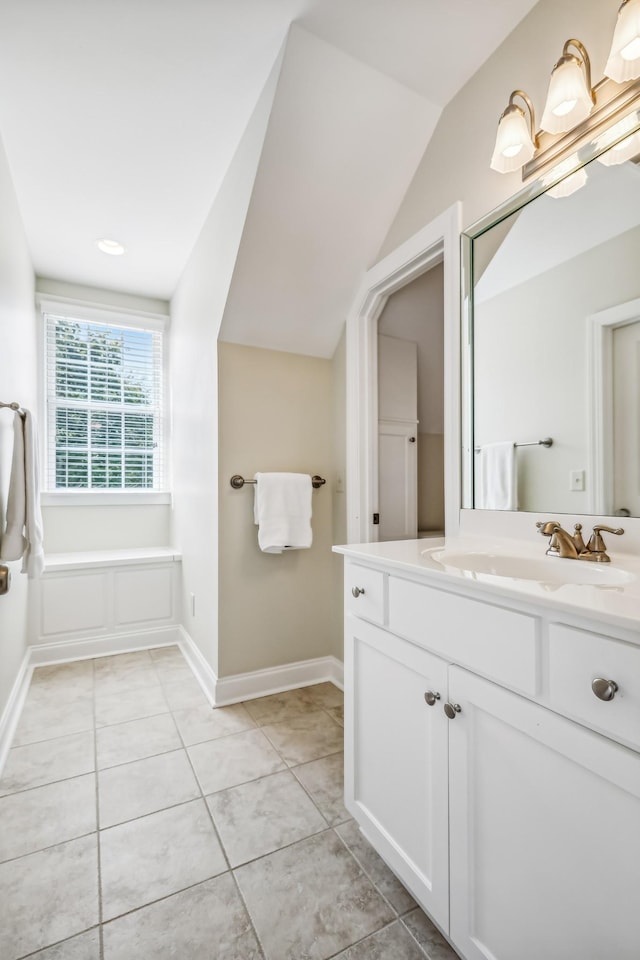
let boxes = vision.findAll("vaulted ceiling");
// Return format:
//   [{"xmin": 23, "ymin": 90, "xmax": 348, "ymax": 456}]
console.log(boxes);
[{"xmin": 0, "ymin": 0, "xmax": 539, "ymax": 353}]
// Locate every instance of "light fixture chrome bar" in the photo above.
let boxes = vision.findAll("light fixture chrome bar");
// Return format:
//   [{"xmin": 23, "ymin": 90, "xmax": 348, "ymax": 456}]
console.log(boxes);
[{"xmin": 523, "ymin": 75, "xmax": 640, "ymax": 180}]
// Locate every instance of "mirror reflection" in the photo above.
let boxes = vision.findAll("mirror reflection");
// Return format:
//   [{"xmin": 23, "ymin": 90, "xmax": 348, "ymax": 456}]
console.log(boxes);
[{"xmin": 471, "ymin": 130, "xmax": 640, "ymax": 517}]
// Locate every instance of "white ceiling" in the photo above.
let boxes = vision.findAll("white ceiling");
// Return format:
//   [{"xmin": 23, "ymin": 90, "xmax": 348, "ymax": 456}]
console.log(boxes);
[{"xmin": 0, "ymin": 0, "xmax": 538, "ymax": 303}]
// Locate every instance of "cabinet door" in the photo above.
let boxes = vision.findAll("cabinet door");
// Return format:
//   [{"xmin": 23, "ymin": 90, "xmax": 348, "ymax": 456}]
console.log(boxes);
[
  {"xmin": 345, "ymin": 615, "xmax": 449, "ymax": 928},
  {"xmin": 448, "ymin": 666, "xmax": 640, "ymax": 960}
]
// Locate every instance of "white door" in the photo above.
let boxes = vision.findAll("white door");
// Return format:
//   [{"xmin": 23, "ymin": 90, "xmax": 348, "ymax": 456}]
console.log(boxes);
[
  {"xmin": 613, "ymin": 319, "xmax": 640, "ymax": 516},
  {"xmin": 378, "ymin": 335, "xmax": 418, "ymax": 540},
  {"xmin": 378, "ymin": 421, "xmax": 418, "ymax": 540},
  {"xmin": 344, "ymin": 616, "xmax": 450, "ymax": 928},
  {"xmin": 448, "ymin": 666, "xmax": 640, "ymax": 960}
]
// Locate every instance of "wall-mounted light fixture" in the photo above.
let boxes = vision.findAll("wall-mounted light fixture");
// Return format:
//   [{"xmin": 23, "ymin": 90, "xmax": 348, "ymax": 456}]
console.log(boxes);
[
  {"xmin": 491, "ymin": 1, "xmax": 640, "ymax": 185},
  {"xmin": 540, "ymin": 40, "xmax": 595, "ymax": 134},
  {"xmin": 490, "ymin": 91, "xmax": 537, "ymax": 173},
  {"xmin": 605, "ymin": 0, "xmax": 640, "ymax": 82}
]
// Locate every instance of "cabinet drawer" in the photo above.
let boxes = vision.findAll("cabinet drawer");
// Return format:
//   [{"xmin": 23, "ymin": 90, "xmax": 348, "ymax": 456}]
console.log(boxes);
[
  {"xmin": 345, "ymin": 563, "xmax": 385, "ymax": 625},
  {"xmin": 548, "ymin": 624, "xmax": 640, "ymax": 748},
  {"xmin": 388, "ymin": 576, "xmax": 538, "ymax": 694}
]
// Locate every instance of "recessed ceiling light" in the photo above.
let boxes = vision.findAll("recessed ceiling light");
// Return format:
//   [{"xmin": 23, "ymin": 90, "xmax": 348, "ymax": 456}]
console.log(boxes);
[{"xmin": 95, "ymin": 238, "xmax": 126, "ymax": 256}]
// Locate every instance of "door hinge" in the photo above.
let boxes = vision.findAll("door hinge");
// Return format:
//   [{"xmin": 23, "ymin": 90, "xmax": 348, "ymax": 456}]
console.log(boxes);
[{"xmin": 373, "ymin": 513, "xmax": 380, "ymax": 525}]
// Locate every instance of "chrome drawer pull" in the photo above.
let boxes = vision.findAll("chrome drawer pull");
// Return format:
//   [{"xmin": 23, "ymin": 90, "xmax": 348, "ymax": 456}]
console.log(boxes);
[
  {"xmin": 444, "ymin": 702, "xmax": 462, "ymax": 719},
  {"xmin": 591, "ymin": 678, "xmax": 618, "ymax": 702},
  {"xmin": 424, "ymin": 691, "xmax": 440, "ymax": 706},
  {"xmin": 351, "ymin": 586, "xmax": 365, "ymax": 598}
]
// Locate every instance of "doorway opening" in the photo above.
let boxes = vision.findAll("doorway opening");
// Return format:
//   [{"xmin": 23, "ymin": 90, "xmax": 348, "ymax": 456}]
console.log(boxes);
[
  {"xmin": 345, "ymin": 202, "xmax": 462, "ymax": 544},
  {"xmin": 377, "ymin": 263, "xmax": 445, "ymax": 540}
]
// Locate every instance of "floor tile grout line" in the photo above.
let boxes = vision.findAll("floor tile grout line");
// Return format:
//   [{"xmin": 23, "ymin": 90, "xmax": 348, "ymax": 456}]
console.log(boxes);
[
  {"xmin": 332, "ymin": 826, "xmax": 414, "ymax": 923},
  {"xmin": 399, "ymin": 914, "xmax": 447, "ymax": 960},
  {"xmin": 226, "ymin": 821, "xmax": 335, "ymax": 871},
  {"xmin": 90, "ymin": 659, "xmax": 106, "ymax": 960},
  {"xmin": 0, "ymin": 765, "xmax": 97, "ymax": 801},
  {"xmin": 228, "ymin": 868, "xmax": 268, "ymax": 960},
  {"xmin": 16, "ymin": 924, "xmax": 103, "ymax": 960},
  {"xmin": 322, "ymin": 918, "xmax": 417, "ymax": 960},
  {"xmin": 0, "ymin": 826, "xmax": 99, "ymax": 867},
  {"xmin": 170, "ymin": 715, "xmax": 234, "ymax": 875},
  {"xmin": 287, "ymin": 755, "xmax": 347, "ymax": 829}
]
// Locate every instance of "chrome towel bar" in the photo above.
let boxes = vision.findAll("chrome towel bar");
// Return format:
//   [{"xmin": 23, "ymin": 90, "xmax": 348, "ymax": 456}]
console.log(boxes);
[
  {"xmin": 230, "ymin": 474, "xmax": 326, "ymax": 489},
  {"xmin": 475, "ymin": 437, "xmax": 553, "ymax": 453},
  {"xmin": 0, "ymin": 400, "xmax": 25, "ymax": 417}
]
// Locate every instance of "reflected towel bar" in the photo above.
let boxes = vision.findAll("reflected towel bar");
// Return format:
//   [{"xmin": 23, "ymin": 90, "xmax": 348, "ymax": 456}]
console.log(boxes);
[
  {"xmin": 230, "ymin": 474, "xmax": 326, "ymax": 489},
  {"xmin": 475, "ymin": 437, "xmax": 553, "ymax": 453}
]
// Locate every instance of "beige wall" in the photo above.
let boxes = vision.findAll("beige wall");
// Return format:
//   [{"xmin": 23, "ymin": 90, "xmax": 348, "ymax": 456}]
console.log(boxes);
[
  {"xmin": 0, "ymin": 133, "xmax": 36, "ymax": 718},
  {"xmin": 380, "ymin": 0, "xmax": 619, "ymax": 253},
  {"xmin": 218, "ymin": 342, "xmax": 337, "ymax": 677}
]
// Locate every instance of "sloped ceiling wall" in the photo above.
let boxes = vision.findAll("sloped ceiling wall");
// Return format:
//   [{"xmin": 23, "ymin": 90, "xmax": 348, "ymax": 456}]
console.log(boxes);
[{"xmin": 217, "ymin": 26, "xmax": 441, "ymax": 358}]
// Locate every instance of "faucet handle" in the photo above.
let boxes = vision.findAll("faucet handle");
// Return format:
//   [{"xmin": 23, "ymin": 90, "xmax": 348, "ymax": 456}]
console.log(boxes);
[
  {"xmin": 536, "ymin": 520, "xmax": 561, "ymax": 535},
  {"xmin": 572, "ymin": 523, "xmax": 587, "ymax": 554},
  {"xmin": 586, "ymin": 525, "xmax": 624, "ymax": 562}
]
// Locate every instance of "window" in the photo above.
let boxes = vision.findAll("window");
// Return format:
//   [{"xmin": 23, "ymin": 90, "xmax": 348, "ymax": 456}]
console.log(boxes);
[{"xmin": 43, "ymin": 308, "xmax": 166, "ymax": 493}]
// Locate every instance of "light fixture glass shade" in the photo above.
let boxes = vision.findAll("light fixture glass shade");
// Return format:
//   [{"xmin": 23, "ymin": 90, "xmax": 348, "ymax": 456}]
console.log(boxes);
[
  {"xmin": 490, "ymin": 104, "xmax": 536, "ymax": 172},
  {"xmin": 547, "ymin": 167, "xmax": 588, "ymax": 199},
  {"xmin": 597, "ymin": 129, "xmax": 640, "ymax": 164},
  {"xmin": 605, "ymin": 0, "xmax": 640, "ymax": 82},
  {"xmin": 541, "ymin": 55, "xmax": 594, "ymax": 133}
]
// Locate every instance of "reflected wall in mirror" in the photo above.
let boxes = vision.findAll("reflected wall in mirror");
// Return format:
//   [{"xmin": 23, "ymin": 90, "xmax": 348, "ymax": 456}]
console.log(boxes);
[{"xmin": 467, "ymin": 116, "xmax": 640, "ymax": 517}]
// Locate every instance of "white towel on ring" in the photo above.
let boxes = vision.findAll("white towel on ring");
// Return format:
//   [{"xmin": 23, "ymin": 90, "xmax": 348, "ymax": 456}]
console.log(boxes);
[{"xmin": 253, "ymin": 472, "xmax": 313, "ymax": 553}]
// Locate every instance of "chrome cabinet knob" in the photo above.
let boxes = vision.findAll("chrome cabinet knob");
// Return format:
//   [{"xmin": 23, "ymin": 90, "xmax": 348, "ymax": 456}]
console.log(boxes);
[
  {"xmin": 444, "ymin": 702, "xmax": 462, "ymax": 719},
  {"xmin": 592, "ymin": 678, "xmax": 618, "ymax": 701},
  {"xmin": 351, "ymin": 586, "xmax": 365, "ymax": 598},
  {"xmin": 424, "ymin": 690, "xmax": 440, "ymax": 706}
]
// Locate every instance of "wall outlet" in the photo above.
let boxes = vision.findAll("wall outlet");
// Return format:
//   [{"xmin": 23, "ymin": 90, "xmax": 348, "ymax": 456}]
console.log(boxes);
[
  {"xmin": 190, "ymin": 592, "xmax": 196, "ymax": 617},
  {"xmin": 570, "ymin": 470, "xmax": 585, "ymax": 492}
]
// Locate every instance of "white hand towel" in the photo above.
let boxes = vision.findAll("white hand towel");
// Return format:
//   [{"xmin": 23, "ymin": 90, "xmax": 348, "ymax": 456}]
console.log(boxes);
[
  {"xmin": 253, "ymin": 472, "xmax": 313, "ymax": 554},
  {"xmin": 477, "ymin": 441, "xmax": 517, "ymax": 511},
  {"xmin": 0, "ymin": 410, "xmax": 45, "ymax": 577}
]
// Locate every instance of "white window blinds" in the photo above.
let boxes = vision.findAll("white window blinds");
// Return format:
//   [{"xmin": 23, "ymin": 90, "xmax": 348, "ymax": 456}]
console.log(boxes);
[{"xmin": 44, "ymin": 312, "xmax": 165, "ymax": 491}]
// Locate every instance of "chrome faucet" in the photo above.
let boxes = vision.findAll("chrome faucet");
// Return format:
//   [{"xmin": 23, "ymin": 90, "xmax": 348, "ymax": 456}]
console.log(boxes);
[{"xmin": 536, "ymin": 521, "xmax": 624, "ymax": 562}]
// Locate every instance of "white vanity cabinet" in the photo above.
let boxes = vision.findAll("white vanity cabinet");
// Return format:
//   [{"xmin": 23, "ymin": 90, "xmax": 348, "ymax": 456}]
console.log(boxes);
[{"xmin": 342, "ymin": 556, "xmax": 640, "ymax": 960}]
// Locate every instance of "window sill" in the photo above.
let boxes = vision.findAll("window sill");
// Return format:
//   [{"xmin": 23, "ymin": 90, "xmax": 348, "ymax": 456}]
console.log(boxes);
[{"xmin": 40, "ymin": 491, "xmax": 172, "ymax": 507}]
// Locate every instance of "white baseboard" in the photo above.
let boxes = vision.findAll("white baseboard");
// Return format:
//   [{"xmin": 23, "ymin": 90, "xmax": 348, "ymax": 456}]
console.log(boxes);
[
  {"xmin": 0, "ymin": 625, "xmax": 344, "ymax": 776},
  {"xmin": 213, "ymin": 653, "xmax": 343, "ymax": 706},
  {"xmin": 177, "ymin": 627, "xmax": 217, "ymax": 707},
  {"xmin": 28, "ymin": 625, "xmax": 182, "ymax": 666},
  {"xmin": 0, "ymin": 650, "xmax": 33, "ymax": 777}
]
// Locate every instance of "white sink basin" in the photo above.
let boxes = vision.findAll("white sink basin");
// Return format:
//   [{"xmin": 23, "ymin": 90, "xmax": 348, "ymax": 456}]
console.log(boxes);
[{"xmin": 425, "ymin": 549, "xmax": 634, "ymax": 587}]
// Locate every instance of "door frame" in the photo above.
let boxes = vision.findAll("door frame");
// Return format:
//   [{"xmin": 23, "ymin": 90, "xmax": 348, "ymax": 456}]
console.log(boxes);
[
  {"xmin": 588, "ymin": 296, "xmax": 640, "ymax": 514},
  {"xmin": 345, "ymin": 202, "xmax": 462, "ymax": 543}
]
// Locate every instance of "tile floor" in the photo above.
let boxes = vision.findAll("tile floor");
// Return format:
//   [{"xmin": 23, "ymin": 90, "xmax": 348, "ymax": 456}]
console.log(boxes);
[{"xmin": 0, "ymin": 646, "xmax": 461, "ymax": 960}]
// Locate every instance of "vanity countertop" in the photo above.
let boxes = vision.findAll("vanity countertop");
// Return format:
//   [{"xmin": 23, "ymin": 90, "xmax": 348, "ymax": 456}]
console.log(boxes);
[{"xmin": 333, "ymin": 537, "xmax": 640, "ymax": 636}]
